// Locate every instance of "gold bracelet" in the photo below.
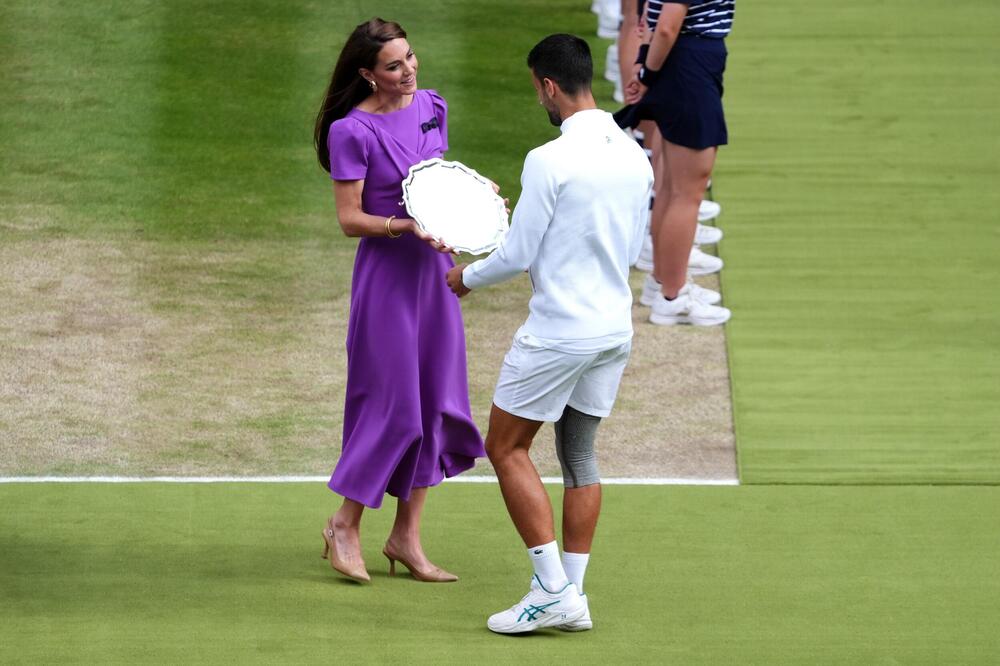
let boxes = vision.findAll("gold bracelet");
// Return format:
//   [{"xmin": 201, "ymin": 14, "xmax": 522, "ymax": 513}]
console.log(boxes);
[{"xmin": 385, "ymin": 215, "xmax": 400, "ymax": 238}]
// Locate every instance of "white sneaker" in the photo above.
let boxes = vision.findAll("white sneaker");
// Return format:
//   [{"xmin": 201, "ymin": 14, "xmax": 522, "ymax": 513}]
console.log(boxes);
[
  {"xmin": 695, "ymin": 223, "xmax": 723, "ymax": 246},
  {"xmin": 649, "ymin": 283, "xmax": 731, "ymax": 326},
  {"xmin": 698, "ymin": 199, "xmax": 721, "ymax": 222},
  {"xmin": 634, "ymin": 233, "xmax": 654, "ymax": 272},
  {"xmin": 638, "ymin": 238, "xmax": 724, "ymax": 274},
  {"xmin": 688, "ymin": 246, "xmax": 723, "ymax": 276},
  {"xmin": 597, "ymin": 1, "xmax": 621, "ymax": 38},
  {"xmin": 640, "ymin": 274, "xmax": 720, "ymax": 306},
  {"xmin": 559, "ymin": 595, "xmax": 592, "ymax": 631},
  {"xmin": 487, "ymin": 576, "xmax": 587, "ymax": 634},
  {"xmin": 605, "ymin": 44, "xmax": 619, "ymax": 83},
  {"xmin": 528, "ymin": 577, "xmax": 593, "ymax": 632},
  {"xmin": 612, "ymin": 78, "xmax": 624, "ymax": 103}
]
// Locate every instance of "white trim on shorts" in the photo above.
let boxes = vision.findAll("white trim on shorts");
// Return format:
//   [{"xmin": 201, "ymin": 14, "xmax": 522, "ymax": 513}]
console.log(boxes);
[{"xmin": 493, "ymin": 335, "xmax": 632, "ymax": 422}]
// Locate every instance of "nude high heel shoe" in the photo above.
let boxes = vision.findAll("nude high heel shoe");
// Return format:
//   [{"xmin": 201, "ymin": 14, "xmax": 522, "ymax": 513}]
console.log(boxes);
[
  {"xmin": 321, "ymin": 517, "xmax": 370, "ymax": 582},
  {"xmin": 383, "ymin": 544, "xmax": 458, "ymax": 583}
]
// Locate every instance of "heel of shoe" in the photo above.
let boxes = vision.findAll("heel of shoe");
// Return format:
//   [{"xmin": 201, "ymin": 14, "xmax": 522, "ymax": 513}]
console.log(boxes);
[
  {"xmin": 385, "ymin": 553, "xmax": 397, "ymax": 577},
  {"xmin": 321, "ymin": 536, "xmax": 329, "ymax": 559}
]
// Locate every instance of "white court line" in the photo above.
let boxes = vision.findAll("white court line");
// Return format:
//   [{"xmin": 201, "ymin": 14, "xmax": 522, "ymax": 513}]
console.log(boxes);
[
  {"xmin": 449, "ymin": 476, "xmax": 739, "ymax": 486},
  {"xmin": 0, "ymin": 475, "xmax": 739, "ymax": 486}
]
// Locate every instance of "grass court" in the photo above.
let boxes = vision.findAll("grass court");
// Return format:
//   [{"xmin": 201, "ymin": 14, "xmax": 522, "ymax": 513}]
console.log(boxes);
[{"xmin": 2, "ymin": 0, "xmax": 999, "ymax": 662}]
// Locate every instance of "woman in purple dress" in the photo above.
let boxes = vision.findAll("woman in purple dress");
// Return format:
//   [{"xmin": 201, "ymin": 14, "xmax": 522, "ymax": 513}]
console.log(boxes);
[{"xmin": 313, "ymin": 18, "xmax": 486, "ymax": 583}]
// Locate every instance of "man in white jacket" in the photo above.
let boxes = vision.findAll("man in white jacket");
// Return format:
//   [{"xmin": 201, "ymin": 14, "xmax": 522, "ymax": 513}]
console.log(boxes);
[{"xmin": 445, "ymin": 33, "xmax": 653, "ymax": 635}]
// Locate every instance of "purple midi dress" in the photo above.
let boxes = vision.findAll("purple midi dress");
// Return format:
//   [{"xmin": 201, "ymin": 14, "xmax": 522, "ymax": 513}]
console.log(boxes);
[{"xmin": 326, "ymin": 89, "xmax": 486, "ymax": 508}]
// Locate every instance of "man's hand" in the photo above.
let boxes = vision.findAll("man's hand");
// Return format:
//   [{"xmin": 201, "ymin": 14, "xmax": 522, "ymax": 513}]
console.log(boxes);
[{"xmin": 446, "ymin": 264, "xmax": 471, "ymax": 298}]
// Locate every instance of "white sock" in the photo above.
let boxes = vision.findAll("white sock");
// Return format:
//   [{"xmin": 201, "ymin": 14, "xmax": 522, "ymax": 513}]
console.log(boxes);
[
  {"xmin": 527, "ymin": 541, "xmax": 569, "ymax": 592},
  {"xmin": 562, "ymin": 551, "xmax": 590, "ymax": 595}
]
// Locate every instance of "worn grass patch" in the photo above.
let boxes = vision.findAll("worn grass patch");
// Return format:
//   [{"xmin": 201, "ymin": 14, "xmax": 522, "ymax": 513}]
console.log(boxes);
[{"xmin": 0, "ymin": 237, "xmax": 735, "ymax": 479}]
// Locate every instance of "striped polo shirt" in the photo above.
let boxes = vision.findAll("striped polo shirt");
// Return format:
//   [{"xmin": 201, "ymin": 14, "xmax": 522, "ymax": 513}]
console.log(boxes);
[{"xmin": 643, "ymin": 0, "xmax": 735, "ymax": 38}]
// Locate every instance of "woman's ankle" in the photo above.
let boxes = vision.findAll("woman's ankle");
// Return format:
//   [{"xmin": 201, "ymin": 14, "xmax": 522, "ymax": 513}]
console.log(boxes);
[
  {"xmin": 333, "ymin": 511, "xmax": 361, "ymax": 532},
  {"xmin": 385, "ymin": 530, "xmax": 421, "ymax": 552}
]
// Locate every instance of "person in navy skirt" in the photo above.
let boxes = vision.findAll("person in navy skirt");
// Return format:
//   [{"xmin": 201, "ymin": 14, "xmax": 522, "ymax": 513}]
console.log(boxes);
[{"xmin": 617, "ymin": 0, "xmax": 734, "ymax": 326}]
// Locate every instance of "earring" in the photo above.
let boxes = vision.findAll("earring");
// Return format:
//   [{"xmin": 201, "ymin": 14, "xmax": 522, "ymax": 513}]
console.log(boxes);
[{"xmin": 368, "ymin": 79, "xmax": 377, "ymax": 93}]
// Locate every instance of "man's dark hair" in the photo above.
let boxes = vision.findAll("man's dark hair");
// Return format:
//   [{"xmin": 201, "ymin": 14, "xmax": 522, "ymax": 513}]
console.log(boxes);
[{"xmin": 526, "ymin": 33, "xmax": 593, "ymax": 96}]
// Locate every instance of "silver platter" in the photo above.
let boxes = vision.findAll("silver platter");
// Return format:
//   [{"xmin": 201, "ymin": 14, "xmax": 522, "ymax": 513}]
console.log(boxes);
[{"xmin": 402, "ymin": 158, "xmax": 509, "ymax": 255}]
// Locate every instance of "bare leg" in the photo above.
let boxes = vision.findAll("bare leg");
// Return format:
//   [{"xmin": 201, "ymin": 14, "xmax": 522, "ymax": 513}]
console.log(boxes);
[
  {"xmin": 655, "ymin": 140, "xmax": 717, "ymax": 298},
  {"xmin": 562, "ymin": 485, "xmax": 602, "ymax": 553},
  {"xmin": 618, "ymin": 0, "xmax": 640, "ymax": 86},
  {"xmin": 385, "ymin": 487, "xmax": 435, "ymax": 571},
  {"xmin": 639, "ymin": 121, "xmax": 663, "ymax": 173},
  {"xmin": 485, "ymin": 404, "xmax": 551, "ymax": 547},
  {"xmin": 331, "ymin": 498, "xmax": 366, "ymax": 568},
  {"xmin": 643, "ymin": 124, "xmax": 668, "ymax": 283}
]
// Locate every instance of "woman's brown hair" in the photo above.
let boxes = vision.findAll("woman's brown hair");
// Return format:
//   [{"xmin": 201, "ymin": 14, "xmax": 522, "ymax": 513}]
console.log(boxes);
[{"xmin": 313, "ymin": 18, "xmax": 407, "ymax": 172}]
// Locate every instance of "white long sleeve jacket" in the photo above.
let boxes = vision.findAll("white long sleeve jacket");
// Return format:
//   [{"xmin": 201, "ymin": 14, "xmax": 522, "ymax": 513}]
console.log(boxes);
[{"xmin": 463, "ymin": 109, "xmax": 654, "ymax": 353}]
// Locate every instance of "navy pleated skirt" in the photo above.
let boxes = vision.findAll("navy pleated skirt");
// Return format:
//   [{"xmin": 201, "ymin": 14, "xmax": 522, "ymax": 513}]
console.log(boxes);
[{"xmin": 615, "ymin": 34, "xmax": 728, "ymax": 150}]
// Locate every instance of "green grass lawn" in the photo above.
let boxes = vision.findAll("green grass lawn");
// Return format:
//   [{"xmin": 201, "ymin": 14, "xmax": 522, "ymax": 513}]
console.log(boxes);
[
  {"xmin": 4, "ymin": 0, "xmax": 1000, "ymax": 662},
  {"xmin": 720, "ymin": 1, "xmax": 1000, "ymax": 483},
  {"xmin": 2, "ymin": 483, "xmax": 998, "ymax": 664},
  {"xmin": 0, "ymin": 0, "xmax": 611, "ymax": 243}
]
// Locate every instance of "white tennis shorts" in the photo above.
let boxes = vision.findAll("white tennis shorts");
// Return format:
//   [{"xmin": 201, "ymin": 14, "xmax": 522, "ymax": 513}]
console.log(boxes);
[{"xmin": 493, "ymin": 335, "xmax": 632, "ymax": 422}]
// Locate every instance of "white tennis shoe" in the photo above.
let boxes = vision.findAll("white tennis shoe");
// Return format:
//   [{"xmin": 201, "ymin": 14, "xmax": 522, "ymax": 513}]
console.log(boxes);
[
  {"xmin": 527, "ymin": 577, "xmax": 593, "ymax": 631},
  {"xmin": 605, "ymin": 43, "xmax": 619, "ymax": 83},
  {"xmin": 695, "ymin": 223, "xmax": 723, "ymax": 246},
  {"xmin": 688, "ymin": 246, "xmax": 723, "ymax": 276},
  {"xmin": 637, "ymin": 238, "xmax": 724, "ymax": 274},
  {"xmin": 488, "ymin": 576, "xmax": 587, "ymax": 634},
  {"xmin": 634, "ymin": 233, "xmax": 654, "ymax": 271},
  {"xmin": 650, "ymin": 282, "xmax": 731, "ymax": 327},
  {"xmin": 558, "ymin": 594, "xmax": 592, "ymax": 631},
  {"xmin": 640, "ymin": 274, "xmax": 720, "ymax": 307},
  {"xmin": 698, "ymin": 199, "xmax": 722, "ymax": 222},
  {"xmin": 597, "ymin": 0, "xmax": 621, "ymax": 38}
]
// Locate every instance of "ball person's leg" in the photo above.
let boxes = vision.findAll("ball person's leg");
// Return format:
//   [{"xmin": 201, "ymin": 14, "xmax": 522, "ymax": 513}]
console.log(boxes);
[{"xmin": 656, "ymin": 140, "xmax": 717, "ymax": 298}]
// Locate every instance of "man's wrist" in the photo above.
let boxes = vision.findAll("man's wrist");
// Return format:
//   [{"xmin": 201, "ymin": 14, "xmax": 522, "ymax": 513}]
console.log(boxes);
[{"xmin": 460, "ymin": 262, "xmax": 482, "ymax": 290}]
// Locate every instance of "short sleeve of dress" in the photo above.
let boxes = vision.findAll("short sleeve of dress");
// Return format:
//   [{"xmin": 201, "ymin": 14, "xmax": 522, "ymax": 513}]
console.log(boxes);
[
  {"xmin": 328, "ymin": 117, "xmax": 371, "ymax": 181},
  {"xmin": 427, "ymin": 90, "xmax": 449, "ymax": 154}
]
